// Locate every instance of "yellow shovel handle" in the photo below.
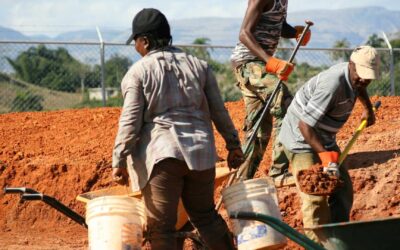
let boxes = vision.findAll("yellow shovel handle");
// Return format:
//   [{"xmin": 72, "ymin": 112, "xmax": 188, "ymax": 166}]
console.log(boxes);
[{"xmin": 338, "ymin": 101, "xmax": 381, "ymax": 165}]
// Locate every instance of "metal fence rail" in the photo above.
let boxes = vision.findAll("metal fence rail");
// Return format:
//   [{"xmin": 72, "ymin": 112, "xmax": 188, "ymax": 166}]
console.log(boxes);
[{"xmin": 0, "ymin": 40, "xmax": 398, "ymax": 114}]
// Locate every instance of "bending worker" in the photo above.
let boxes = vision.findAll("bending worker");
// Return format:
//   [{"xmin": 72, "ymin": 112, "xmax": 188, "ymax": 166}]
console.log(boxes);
[
  {"xmin": 111, "ymin": 8, "xmax": 244, "ymax": 250},
  {"xmin": 230, "ymin": 0, "xmax": 311, "ymax": 182},
  {"xmin": 279, "ymin": 45, "xmax": 379, "ymax": 242}
]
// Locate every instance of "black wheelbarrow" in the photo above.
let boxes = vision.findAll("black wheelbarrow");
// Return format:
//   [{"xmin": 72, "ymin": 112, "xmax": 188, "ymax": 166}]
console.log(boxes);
[{"xmin": 230, "ymin": 211, "xmax": 400, "ymax": 250}]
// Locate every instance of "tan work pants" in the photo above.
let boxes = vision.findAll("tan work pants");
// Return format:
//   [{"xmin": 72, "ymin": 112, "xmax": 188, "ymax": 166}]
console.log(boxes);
[{"xmin": 283, "ymin": 148, "xmax": 353, "ymax": 243}]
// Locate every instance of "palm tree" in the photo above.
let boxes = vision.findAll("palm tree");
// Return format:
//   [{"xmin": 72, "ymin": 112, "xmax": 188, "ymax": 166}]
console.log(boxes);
[{"xmin": 330, "ymin": 39, "xmax": 352, "ymax": 62}]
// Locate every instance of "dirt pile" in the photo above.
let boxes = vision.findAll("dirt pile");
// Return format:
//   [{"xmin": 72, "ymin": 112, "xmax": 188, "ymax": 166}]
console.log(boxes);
[
  {"xmin": 0, "ymin": 96, "xmax": 399, "ymax": 249},
  {"xmin": 297, "ymin": 164, "xmax": 343, "ymax": 196}
]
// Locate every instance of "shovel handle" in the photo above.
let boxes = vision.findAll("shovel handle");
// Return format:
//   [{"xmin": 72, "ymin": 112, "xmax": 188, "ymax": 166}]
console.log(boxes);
[
  {"xmin": 241, "ymin": 20, "xmax": 314, "ymax": 165},
  {"xmin": 215, "ymin": 21, "xmax": 314, "ymax": 211}
]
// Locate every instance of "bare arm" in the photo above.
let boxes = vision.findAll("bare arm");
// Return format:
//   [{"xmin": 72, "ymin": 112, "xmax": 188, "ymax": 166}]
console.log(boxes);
[
  {"xmin": 357, "ymin": 86, "xmax": 375, "ymax": 126},
  {"xmin": 298, "ymin": 120, "xmax": 326, "ymax": 153},
  {"xmin": 239, "ymin": 0, "xmax": 273, "ymax": 62}
]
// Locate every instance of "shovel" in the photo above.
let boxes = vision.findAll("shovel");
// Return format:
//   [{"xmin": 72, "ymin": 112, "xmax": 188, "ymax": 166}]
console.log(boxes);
[{"xmin": 298, "ymin": 101, "xmax": 381, "ymax": 196}]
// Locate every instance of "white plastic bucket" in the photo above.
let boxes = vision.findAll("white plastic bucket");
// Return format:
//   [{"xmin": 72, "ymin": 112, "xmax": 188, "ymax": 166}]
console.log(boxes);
[
  {"xmin": 86, "ymin": 196, "xmax": 145, "ymax": 250},
  {"xmin": 222, "ymin": 178, "xmax": 287, "ymax": 250}
]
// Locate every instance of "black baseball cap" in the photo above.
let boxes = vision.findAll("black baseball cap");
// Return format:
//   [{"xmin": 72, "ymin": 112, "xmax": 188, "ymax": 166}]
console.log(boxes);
[{"xmin": 126, "ymin": 8, "xmax": 171, "ymax": 45}]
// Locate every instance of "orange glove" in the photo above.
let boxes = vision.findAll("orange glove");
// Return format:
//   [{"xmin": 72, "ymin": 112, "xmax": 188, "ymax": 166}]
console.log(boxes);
[
  {"xmin": 318, "ymin": 151, "xmax": 339, "ymax": 167},
  {"xmin": 295, "ymin": 26, "xmax": 311, "ymax": 46},
  {"xmin": 265, "ymin": 57, "xmax": 294, "ymax": 81}
]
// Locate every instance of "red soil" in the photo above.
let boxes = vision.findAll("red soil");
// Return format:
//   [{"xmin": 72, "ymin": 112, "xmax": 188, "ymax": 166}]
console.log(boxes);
[
  {"xmin": 0, "ymin": 96, "xmax": 399, "ymax": 249},
  {"xmin": 297, "ymin": 164, "xmax": 343, "ymax": 196}
]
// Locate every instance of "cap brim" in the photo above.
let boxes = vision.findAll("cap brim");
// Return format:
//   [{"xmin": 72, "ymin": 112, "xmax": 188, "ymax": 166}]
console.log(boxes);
[
  {"xmin": 355, "ymin": 64, "xmax": 378, "ymax": 80},
  {"xmin": 126, "ymin": 34, "xmax": 134, "ymax": 45}
]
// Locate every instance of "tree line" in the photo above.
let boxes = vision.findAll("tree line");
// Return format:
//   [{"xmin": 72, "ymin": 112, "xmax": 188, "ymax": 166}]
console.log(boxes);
[
  {"xmin": 6, "ymin": 45, "xmax": 132, "ymax": 93},
  {"xmin": 4, "ymin": 34, "xmax": 400, "ymax": 111}
]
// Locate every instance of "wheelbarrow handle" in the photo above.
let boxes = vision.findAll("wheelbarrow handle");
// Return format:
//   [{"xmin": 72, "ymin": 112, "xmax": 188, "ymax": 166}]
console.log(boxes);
[
  {"xmin": 4, "ymin": 186, "xmax": 87, "ymax": 228},
  {"xmin": 20, "ymin": 193, "xmax": 87, "ymax": 228},
  {"xmin": 4, "ymin": 187, "xmax": 39, "ymax": 194},
  {"xmin": 230, "ymin": 211, "xmax": 326, "ymax": 250}
]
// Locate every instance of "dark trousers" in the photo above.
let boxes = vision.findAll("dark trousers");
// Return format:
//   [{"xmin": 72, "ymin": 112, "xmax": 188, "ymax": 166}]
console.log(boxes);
[{"xmin": 142, "ymin": 158, "xmax": 233, "ymax": 250}]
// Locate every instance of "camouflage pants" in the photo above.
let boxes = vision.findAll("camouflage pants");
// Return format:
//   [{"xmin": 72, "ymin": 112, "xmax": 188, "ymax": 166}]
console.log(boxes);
[{"xmin": 234, "ymin": 61, "xmax": 292, "ymax": 179}]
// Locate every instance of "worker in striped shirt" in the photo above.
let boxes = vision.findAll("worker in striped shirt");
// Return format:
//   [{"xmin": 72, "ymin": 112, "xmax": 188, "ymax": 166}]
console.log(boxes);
[{"xmin": 279, "ymin": 45, "xmax": 380, "ymax": 243}]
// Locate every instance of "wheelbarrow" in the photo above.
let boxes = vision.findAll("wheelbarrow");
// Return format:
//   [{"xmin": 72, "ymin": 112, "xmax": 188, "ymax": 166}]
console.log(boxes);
[
  {"xmin": 3, "ymin": 167, "xmax": 234, "ymax": 249},
  {"xmin": 230, "ymin": 211, "xmax": 400, "ymax": 250},
  {"xmin": 3, "ymin": 186, "xmax": 206, "ymax": 248}
]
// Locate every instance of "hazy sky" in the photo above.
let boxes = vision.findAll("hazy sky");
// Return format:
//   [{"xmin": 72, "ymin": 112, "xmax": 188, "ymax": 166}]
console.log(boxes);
[{"xmin": 1, "ymin": 0, "xmax": 398, "ymax": 36}]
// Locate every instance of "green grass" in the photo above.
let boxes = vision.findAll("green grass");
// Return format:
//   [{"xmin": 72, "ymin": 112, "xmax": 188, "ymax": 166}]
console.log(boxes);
[
  {"xmin": 74, "ymin": 94, "xmax": 123, "ymax": 108},
  {"xmin": 0, "ymin": 73, "xmax": 82, "ymax": 113}
]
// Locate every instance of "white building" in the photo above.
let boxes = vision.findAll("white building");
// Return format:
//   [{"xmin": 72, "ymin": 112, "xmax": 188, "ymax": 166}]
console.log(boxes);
[{"xmin": 88, "ymin": 87, "xmax": 120, "ymax": 101}]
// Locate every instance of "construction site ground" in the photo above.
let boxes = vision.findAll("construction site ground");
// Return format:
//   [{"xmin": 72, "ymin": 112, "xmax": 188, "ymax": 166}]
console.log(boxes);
[{"xmin": 0, "ymin": 96, "xmax": 399, "ymax": 249}]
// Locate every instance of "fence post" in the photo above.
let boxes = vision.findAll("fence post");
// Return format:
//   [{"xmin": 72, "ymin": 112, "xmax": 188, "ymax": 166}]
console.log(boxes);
[
  {"xmin": 382, "ymin": 32, "xmax": 395, "ymax": 96},
  {"xmin": 96, "ymin": 27, "xmax": 106, "ymax": 106}
]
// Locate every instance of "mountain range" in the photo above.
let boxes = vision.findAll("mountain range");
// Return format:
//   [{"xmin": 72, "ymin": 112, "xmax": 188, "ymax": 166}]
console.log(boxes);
[{"xmin": 1, "ymin": 7, "xmax": 400, "ymax": 47}]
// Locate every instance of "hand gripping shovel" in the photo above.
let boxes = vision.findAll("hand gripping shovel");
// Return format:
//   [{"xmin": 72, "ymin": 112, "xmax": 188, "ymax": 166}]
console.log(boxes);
[
  {"xmin": 216, "ymin": 20, "xmax": 314, "ymax": 210},
  {"xmin": 297, "ymin": 101, "xmax": 381, "ymax": 196}
]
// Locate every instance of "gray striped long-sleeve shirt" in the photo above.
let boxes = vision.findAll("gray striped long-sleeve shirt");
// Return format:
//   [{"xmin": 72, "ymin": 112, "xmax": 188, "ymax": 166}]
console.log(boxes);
[
  {"xmin": 112, "ymin": 47, "xmax": 240, "ymax": 189},
  {"xmin": 279, "ymin": 63, "xmax": 356, "ymax": 153}
]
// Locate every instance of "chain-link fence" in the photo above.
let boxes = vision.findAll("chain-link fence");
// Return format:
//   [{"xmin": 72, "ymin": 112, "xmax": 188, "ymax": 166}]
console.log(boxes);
[{"xmin": 0, "ymin": 40, "xmax": 399, "ymax": 114}]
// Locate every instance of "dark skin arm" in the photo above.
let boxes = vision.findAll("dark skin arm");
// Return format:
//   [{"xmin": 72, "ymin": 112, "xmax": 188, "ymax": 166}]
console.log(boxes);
[
  {"xmin": 239, "ymin": 0, "xmax": 272, "ymax": 62},
  {"xmin": 298, "ymin": 120, "xmax": 327, "ymax": 153},
  {"xmin": 349, "ymin": 61, "xmax": 375, "ymax": 126},
  {"xmin": 357, "ymin": 86, "xmax": 375, "ymax": 126},
  {"xmin": 298, "ymin": 91, "xmax": 373, "ymax": 153},
  {"xmin": 239, "ymin": 0, "xmax": 296, "ymax": 62}
]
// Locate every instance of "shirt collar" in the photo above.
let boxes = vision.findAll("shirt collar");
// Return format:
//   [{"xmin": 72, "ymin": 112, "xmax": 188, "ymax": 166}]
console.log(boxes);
[
  {"xmin": 344, "ymin": 62, "xmax": 353, "ymax": 90},
  {"xmin": 344, "ymin": 62, "xmax": 358, "ymax": 96}
]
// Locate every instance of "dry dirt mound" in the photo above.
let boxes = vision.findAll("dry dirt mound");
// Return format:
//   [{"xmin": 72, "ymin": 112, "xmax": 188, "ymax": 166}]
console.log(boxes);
[{"xmin": 0, "ymin": 96, "xmax": 399, "ymax": 249}]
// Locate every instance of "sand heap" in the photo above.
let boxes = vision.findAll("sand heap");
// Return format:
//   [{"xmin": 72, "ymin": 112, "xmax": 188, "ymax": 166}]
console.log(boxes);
[{"xmin": 0, "ymin": 96, "xmax": 399, "ymax": 249}]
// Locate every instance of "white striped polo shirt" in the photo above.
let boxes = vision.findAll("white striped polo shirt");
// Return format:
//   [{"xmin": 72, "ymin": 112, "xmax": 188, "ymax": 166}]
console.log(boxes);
[{"xmin": 279, "ymin": 63, "xmax": 356, "ymax": 153}]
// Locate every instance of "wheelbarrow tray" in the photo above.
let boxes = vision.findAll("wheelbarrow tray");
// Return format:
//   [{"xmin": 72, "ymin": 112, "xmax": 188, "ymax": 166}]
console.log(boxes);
[
  {"xmin": 75, "ymin": 166, "xmax": 233, "ymax": 230},
  {"xmin": 230, "ymin": 212, "xmax": 400, "ymax": 250},
  {"xmin": 308, "ymin": 216, "xmax": 400, "ymax": 250}
]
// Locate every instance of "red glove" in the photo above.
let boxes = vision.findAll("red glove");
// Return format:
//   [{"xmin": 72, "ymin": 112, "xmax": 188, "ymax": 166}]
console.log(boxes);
[
  {"xmin": 318, "ymin": 151, "xmax": 339, "ymax": 167},
  {"xmin": 295, "ymin": 26, "xmax": 311, "ymax": 46},
  {"xmin": 265, "ymin": 57, "xmax": 294, "ymax": 81}
]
